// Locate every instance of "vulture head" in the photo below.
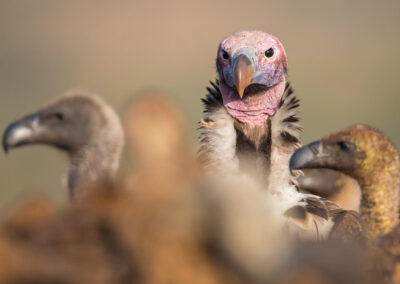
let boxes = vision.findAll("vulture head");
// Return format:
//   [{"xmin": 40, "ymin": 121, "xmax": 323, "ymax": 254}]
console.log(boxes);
[
  {"xmin": 290, "ymin": 124, "xmax": 399, "ymax": 183},
  {"xmin": 216, "ymin": 30, "xmax": 288, "ymax": 126},
  {"xmin": 290, "ymin": 124, "xmax": 400, "ymax": 238},
  {"xmin": 2, "ymin": 91, "xmax": 124, "ymax": 198}
]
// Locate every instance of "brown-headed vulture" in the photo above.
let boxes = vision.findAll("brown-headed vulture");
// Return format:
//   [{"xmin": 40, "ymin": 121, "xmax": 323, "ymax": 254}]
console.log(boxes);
[
  {"xmin": 198, "ymin": 30, "xmax": 355, "ymax": 239},
  {"xmin": 291, "ymin": 124, "xmax": 400, "ymax": 240},
  {"xmin": 2, "ymin": 91, "xmax": 124, "ymax": 199}
]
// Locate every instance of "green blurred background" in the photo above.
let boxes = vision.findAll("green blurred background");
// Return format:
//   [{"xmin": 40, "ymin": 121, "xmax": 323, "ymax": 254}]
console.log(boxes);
[{"xmin": 0, "ymin": 0, "xmax": 399, "ymax": 208}]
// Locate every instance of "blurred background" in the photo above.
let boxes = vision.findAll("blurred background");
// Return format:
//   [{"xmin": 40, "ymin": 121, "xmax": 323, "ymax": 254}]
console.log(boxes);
[{"xmin": 0, "ymin": 0, "xmax": 399, "ymax": 208}]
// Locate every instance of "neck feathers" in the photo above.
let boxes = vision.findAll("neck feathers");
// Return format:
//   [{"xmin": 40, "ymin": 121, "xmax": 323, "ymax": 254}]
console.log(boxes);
[
  {"xmin": 359, "ymin": 151, "xmax": 400, "ymax": 238},
  {"xmin": 68, "ymin": 141, "xmax": 122, "ymax": 199},
  {"xmin": 199, "ymin": 81, "xmax": 302, "ymax": 188},
  {"xmin": 68, "ymin": 106, "xmax": 124, "ymax": 199}
]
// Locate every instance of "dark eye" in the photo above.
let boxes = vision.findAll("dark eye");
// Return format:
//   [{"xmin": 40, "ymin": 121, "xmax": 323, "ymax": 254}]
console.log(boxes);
[
  {"xmin": 265, "ymin": 48, "xmax": 274, "ymax": 58},
  {"xmin": 55, "ymin": 112, "xmax": 64, "ymax": 121},
  {"xmin": 337, "ymin": 140, "xmax": 352, "ymax": 151},
  {"xmin": 222, "ymin": 50, "xmax": 230, "ymax": 60}
]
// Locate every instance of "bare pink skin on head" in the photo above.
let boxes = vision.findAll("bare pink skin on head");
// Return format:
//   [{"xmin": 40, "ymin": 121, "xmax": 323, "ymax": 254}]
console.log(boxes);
[
  {"xmin": 220, "ymin": 80, "xmax": 286, "ymax": 126},
  {"xmin": 217, "ymin": 31, "xmax": 288, "ymax": 126}
]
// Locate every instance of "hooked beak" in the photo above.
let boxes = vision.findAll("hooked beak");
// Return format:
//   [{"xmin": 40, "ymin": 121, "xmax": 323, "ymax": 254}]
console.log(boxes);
[
  {"xmin": 2, "ymin": 113, "xmax": 39, "ymax": 153},
  {"xmin": 289, "ymin": 140, "xmax": 323, "ymax": 171},
  {"xmin": 232, "ymin": 53, "xmax": 254, "ymax": 99}
]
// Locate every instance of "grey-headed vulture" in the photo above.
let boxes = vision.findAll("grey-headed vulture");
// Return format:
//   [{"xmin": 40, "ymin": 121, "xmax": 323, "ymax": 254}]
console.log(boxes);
[
  {"xmin": 198, "ymin": 30, "xmax": 355, "ymax": 240},
  {"xmin": 2, "ymin": 91, "xmax": 124, "ymax": 199}
]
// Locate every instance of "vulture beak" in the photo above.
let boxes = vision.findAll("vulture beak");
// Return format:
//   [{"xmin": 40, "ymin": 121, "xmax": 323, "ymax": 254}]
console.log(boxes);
[
  {"xmin": 2, "ymin": 113, "xmax": 39, "ymax": 153},
  {"xmin": 289, "ymin": 140, "xmax": 324, "ymax": 171},
  {"xmin": 232, "ymin": 52, "xmax": 254, "ymax": 99}
]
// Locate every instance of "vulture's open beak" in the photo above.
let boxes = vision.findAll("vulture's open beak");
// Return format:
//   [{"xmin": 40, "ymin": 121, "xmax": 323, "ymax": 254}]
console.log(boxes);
[
  {"xmin": 289, "ymin": 140, "xmax": 324, "ymax": 171},
  {"xmin": 232, "ymin": 53, "xmax": 254, "ymax": 99},
  {"xmin": 2, "ymin": 113, "xmax": 39, "ymax": 153}
]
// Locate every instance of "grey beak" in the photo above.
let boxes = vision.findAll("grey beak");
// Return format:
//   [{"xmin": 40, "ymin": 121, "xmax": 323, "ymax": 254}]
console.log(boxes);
[
  {"xmin": 2, "ymin": 113, "xmax": 39, "ymax": 153},
  {"xmin": 289, "ymin": 140, "xmax": 321, "ymax": 171}
]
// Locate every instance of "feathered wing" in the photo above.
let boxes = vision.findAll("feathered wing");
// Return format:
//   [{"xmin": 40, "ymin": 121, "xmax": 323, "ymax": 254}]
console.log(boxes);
[
  {"xmin": 198, "ymin": 81, "xmax": 362, "ymax": 240},
  {"xmin": 284, "ymin": 196, "xmax": 362, "ymax": 240}
]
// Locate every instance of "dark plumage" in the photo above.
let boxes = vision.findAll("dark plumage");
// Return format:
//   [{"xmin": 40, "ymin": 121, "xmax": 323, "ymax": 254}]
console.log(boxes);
[{"xmin": 2, "ymin": 91, "xmax": 124, "ymax": 199}]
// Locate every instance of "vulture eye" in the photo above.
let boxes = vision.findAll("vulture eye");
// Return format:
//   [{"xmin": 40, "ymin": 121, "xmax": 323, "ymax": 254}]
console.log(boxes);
[
  {"xmin": 221, "ymin": 50, "xmax": 230, "ymax": 60},
  {"xmin": 265, "ymin": 48, "xmax": 274, "ymax": 58},
  {"xmin": 337, "ymin": 140, "xmax": 352, "ymax": 152},
  {"xmin": 55, "ymin": 112, "xmax": 65, "ymax": 121}
]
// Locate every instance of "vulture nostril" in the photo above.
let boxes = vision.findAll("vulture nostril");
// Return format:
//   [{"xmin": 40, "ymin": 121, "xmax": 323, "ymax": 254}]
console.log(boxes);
[
  {"xmin": 24, "ymin": 120, "xmax": 33, "ymax": 128},
  {"xmin": 309, "ymin": 145, "xmax": 319, "ymax": 155},
  {"xmin": 307, "ymin": 141, "xmax": 321, "ymax": 156}
]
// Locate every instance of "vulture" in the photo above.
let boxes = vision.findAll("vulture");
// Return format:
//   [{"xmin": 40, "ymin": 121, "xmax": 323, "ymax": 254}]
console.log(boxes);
[
  {"xmin": 290, "ymin": 124, "xmax": 400, "ymax": 240},
  {"xmin": 198, "ymin": 30, "xmax": 357, "ymax": 239},
  {"xmin": 122, "ymin": 91, "xmax": 195, "ymax": 201},
  {"xmin": 2, "ymin": 91, "xmax": 124, "ymax": 199},
  {"xmin": 123, "ymin": 91, "xmax": 188, "ymax": 173}
]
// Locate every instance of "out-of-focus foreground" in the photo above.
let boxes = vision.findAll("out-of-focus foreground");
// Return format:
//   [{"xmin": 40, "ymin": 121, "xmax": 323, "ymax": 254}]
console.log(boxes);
[
  {"xmin": 0, "ymin": 0, "xmax": 400, "ymax": 206},
  {"xmin": 0, "ymin": 94, "xmax": 398, "ymax": 284}
]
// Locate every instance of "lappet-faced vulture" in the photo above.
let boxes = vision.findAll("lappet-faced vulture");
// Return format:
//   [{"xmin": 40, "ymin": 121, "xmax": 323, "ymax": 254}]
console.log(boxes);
[{"xmin": 198, "ymin": 30, "xmax": 361, "ymax": 240}]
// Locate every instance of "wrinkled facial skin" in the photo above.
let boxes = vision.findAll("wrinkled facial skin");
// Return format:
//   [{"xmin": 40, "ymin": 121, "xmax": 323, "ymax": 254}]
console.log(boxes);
[
  {"xmin": 215, "ymin": 31, "xmax": 288, "ymax": 126},
  {"xmin": 216, "ymin": 31, "xmax": 287, "ymax": 92}
]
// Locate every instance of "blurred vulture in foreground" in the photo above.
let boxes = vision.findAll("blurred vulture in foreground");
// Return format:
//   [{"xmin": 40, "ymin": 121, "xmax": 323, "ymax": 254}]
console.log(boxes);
[
  {"xmin": 0, "ymin": 131, "xmax": 393, "ymax": 284},
  {"xmin": 123, "ymin": 90, "xmax": 191, "ymax": 184},
  {"xmin": 0, "ymin": 91, "xmax": 290, "ymax": 283},
  {"xmin": 198, "ymin": 30, "xmax": 358, "ymax": 240},
  {"xmin": 123, "ymin": 90, "xmax": 187, "ymax": 166},
  {"xmin": 121, "ymin": 91, "xmax": 196, "ymax": 215},
  {"xmin": 0, "ymin": 92, "xmax": 398, "ymax": 281},
  {"xmin": 2, "ymin": 91, "xmax": 124, "ymax": 199}
]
